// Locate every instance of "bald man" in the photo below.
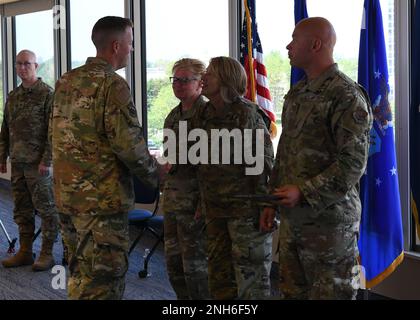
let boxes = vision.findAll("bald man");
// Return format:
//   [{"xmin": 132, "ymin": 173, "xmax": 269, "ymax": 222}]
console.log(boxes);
[
  {"xmin": 0, "ymin": 50, "xmax": 58, "ymax": 271},
  {"xmin": 260, "ymin": 17, "xmax": 373, "ymax": 299}
]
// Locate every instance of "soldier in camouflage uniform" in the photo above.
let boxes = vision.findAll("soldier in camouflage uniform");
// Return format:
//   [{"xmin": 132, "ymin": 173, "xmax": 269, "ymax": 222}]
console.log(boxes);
[
  {"xmin": 51, "ymin": 16, "xmax": 158, "ymax": 300},
  {"xmin": 260, "ymin": 17, "xmax": 373, "ymax": 300},
  {"xmin": 195, "ymin": 57, "xmax": 274, "ymax": 300},
  {"xmin": 163, "ymin": 58, "xmax": 210, "ymax": 299},
  {"xmin": 0, "ymin": 50, "xmax": 58, "ymax": 272}
]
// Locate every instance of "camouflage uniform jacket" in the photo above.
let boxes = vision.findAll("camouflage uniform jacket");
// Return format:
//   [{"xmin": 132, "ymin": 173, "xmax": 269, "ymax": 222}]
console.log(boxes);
[
  {"xmin": 0, "ymin": 78, "xmax": 53, "ymax": 166},
  {"xmin": 194, "ymin": 97, "xmax": 274, "ymax": 218},
  {"xmin": 270, "ymin": 64, "xmax": 373, "ymax": 223},
  {"xmin": 162, "ymin": 95, "xmax": 206, "ymax": 214},
  {"xmin": 52, "ymin": 57, "xmax": 158, "ymax": 216}
]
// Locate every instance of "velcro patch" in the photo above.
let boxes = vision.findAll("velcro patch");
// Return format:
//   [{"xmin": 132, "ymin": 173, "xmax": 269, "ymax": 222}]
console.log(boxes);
[{"xmin": 353, "ymin": 107, "xmax": 368, "ymax": 124}]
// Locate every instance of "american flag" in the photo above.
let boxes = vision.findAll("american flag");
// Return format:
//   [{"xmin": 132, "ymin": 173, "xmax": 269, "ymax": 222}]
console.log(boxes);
[{"xmin": 239, "ymin": 0, "xmax": 276, "ymax": 135}]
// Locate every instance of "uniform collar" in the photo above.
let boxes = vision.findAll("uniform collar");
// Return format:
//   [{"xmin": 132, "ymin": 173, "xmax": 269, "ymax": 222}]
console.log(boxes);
[
  {"xmin": 19, "ymin": 78, "xmax": 42, "ymax": 93},
  {"xmin": 86, "ymin": 57, "xmax": 115, "ymax": 73},
  {"xmin": 206, "ymin": 96, "xmax": 243, "ymax": 118},
  {"xmin": 305, "ymin": 63, "xmax": 339, "ymax": 93},
  {"xmin": 178, "ymin": 95, "xmax": 205, "ymax": 118}
]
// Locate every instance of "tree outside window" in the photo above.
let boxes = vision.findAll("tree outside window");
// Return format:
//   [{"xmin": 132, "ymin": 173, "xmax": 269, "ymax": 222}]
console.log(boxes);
[{"xmin": 146, "ymin": 0, "xmax": 229, "ymax": 148}]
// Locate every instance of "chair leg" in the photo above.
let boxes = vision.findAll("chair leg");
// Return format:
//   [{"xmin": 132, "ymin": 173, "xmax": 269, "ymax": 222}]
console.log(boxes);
[
  {"xmin": 0, "ymin": 218, "xmax": 17, "ymax": 254},
  {"xmin": 138, "ymin": 229, "xmax": 164, "ymax": 278},
  {"xmin": 128, "ymin": 229, "xmax": 146, "ymax": 255},
  {"xmin": 33, "ymin": 228, "xmax": 41, "ymax": 242},
  {"xmin": 62, "ymin": 238, "xmax": 68, "ymax": 266},
  {"xmin": 33, "ymin": 210, "xmax": 41, "ymax": 242}
]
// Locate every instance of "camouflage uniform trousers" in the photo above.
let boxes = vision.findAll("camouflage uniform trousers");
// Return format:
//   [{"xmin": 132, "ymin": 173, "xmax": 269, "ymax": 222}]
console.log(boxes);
[
  {"xmin": 206, "ymin": 214, "xmax": 273, "ymax": 300},
  {"xmin": 164, "ymin": 210, "xmax": 210, "ymax": 300},
  {"xmin": 278, "ymin": 208, "xmax": 360, "ymax": 300},
  {"xmin": 11, "ymin": 163, "xmax": 57, "ymax": 242},
  {"xmin": 58, "ymin": 212, "xmax": 129, "ymax": 300}
]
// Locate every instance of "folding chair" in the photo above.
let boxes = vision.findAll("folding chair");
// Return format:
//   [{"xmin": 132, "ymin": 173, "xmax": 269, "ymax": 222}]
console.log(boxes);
[
  {"xmin": 0, "ymin": 217, "xmax": 17, "ymax": 254},
  {"xmin": 128, "ymin": 175, "xmax": 164, "ymax": 278}
]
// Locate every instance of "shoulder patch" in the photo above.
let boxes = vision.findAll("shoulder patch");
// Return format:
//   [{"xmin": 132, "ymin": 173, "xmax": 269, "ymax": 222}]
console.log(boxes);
[{"xmin": 353, "ymin": 107, "xmax": 368, "ymax": 124}]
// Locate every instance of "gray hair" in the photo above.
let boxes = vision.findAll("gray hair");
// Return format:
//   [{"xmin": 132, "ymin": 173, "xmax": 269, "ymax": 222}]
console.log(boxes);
[{"xmin": 172, "ymin": 58, "xmax": 206, "ymax": 78}]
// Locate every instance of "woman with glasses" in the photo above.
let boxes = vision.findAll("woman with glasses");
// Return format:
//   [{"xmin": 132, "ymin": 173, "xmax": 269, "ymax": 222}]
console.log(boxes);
[
  {"xmin": 194, "ymin": 56, "xmax": 274, "ymax": 300},
  {"xmin": 162, "ymin": 58, "xmax": 210, "ymax": 300}
]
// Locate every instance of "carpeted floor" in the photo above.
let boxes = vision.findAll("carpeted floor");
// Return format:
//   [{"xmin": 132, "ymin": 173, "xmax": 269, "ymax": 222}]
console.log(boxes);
[
  {"xmin": 1, "ymin": 178, "xmax": 389, "ymax": 301},
  {"xmin": 0, "ymin": 179, "xmax": 176, "ymax": 300},
  {"xmin": 0, "ymin": 179, "xmax": 281, "ymax": 300}
]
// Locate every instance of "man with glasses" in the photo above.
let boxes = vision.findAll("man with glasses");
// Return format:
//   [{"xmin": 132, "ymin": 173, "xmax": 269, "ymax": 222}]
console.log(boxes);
[{"xmin": 0, "ymin": 50, "xmax": 58, "ymax": 272}]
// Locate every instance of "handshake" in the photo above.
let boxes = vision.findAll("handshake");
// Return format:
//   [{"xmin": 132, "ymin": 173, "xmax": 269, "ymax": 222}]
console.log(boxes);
[
  {"xmin": 228, "ymin": 185, "xmax": 304, "ymax": 209},
  {"xmin": 228, "ymin": 194, "xmax": 284, "ymax": 203}
]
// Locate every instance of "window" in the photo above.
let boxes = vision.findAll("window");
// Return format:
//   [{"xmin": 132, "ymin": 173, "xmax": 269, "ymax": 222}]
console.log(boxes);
[
  {"xmin": 15, "ymin": 9, "xmax": 55, "ymax": 88},
  {"xmin": 146, "ymin": 0, "xmax": 229, "ymax": 147},
  {"xmin": 307, "ymin": 0, "xmax": 395, "ymax": 111},
  {"xmin": 256, "ymin": 1, "xmax": 294, "ymax": 149},
  {"xmin": 257, "ymin": 0, "xmax": 395, "ymax": 148},
  {"xmin": 70, "ymin": 0, "xmax": 125, "ymax": 76},
  {"xmin": 306, "ymin": 0, "xmax": 364, "ymax": 81}
]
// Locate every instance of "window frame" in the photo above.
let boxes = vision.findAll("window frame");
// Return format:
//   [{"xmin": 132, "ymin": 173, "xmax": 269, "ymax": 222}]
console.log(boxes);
[
  {"xmin": 409, "ymin": 0, "xmax": 420, "ymax": 253},
  {"xmin": 395, "ymin": 0, "xmax": 412, "ymax": 252},
  {"xmin": 1, "ymin": 16, "xmax": 7, "ymax": 108}
]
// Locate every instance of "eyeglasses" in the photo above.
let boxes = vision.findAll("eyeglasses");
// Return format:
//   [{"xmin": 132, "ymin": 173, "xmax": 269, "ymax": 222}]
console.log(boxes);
[
  {"xmin": 169, "ymin": 76, "xmax": 199, "ymax": 85},
  {"xmin": 15, "ymin": 62, "xmax": 35, "ymax": 68}
]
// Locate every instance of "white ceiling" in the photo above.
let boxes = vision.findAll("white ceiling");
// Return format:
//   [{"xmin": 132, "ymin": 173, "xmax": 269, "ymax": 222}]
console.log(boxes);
[{"xmin": 0, "ymin": 0, "xmax": 21, "ymax": 4}]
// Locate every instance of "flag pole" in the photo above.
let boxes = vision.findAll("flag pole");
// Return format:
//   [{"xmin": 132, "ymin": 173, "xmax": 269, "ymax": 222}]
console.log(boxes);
[{"xmin": 244, "ymin": 0, "xmax": 256, "ymax": 103}]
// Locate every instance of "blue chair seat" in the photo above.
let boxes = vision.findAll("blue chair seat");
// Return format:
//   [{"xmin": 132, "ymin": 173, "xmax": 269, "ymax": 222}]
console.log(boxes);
[
  {"xmin": 128, "ymin": 176, "xmax": 164, "ymax": 278},
  {"xmin": 147, "ymin": 215, "xmax": 164, "ymax": 229},
  {"xmin": 129, "ymin": 209, "xmax": 163, "ymax": 228},
  {"xmin": 128, "ymin": 209, "xmax": 154, "ymax": 222}
]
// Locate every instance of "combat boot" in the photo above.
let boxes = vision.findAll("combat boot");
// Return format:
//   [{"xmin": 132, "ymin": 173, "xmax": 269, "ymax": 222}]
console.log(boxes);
[
  {"xmin": 32, "ymin": 239, "xmax": 55, "ymax": 271},
  {"xmin": 1, "ymin": 237, "xmax": 34, "ymax": 268}
]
